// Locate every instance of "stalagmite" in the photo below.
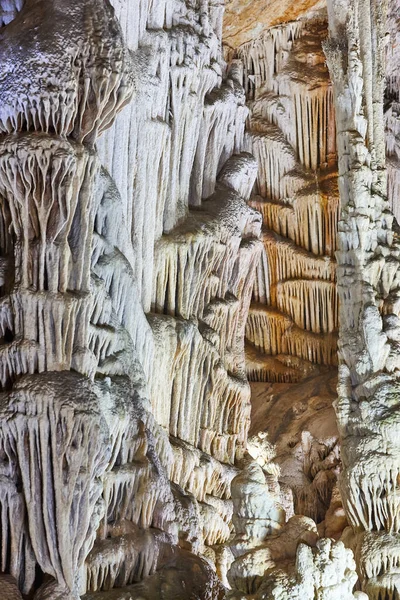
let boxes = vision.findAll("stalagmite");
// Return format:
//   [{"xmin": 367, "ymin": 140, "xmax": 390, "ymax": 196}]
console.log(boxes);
[
  {"xmin": 257, "ymin": 539, "xmax": 367, "ymax": 600},
  {"xmin": 226, "ymin": 450, "xmax": 361, "ymax": 600}
]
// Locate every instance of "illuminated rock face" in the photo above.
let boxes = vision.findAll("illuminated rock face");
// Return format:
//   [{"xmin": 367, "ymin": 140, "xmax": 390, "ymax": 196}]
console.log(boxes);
[
  {"xmin": 0, "ymin": 0, "xmax": 398, "ymax": 599},
  {"xmin": 223, "ymin": 0, "xmax": 400, "ymax": 599},
  {"xmin": 228, "ymin": 20, "xmax": 340, "ymax": 384},
  {"xmin": 0, "ymin": 0, "xmax": 260, "ymax": 598},
  {"xmin": 223, "ymin": 0, "xmax": 326, "ymax": 51}
]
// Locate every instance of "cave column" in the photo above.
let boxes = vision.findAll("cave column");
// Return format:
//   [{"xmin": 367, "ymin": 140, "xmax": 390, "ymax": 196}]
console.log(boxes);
[
  {"xmin": 325, "ymin": 0, "xmax": 400, "ymax": 597},
  {"xmin": 0, "ymin": 1, "xmax": 134, "ymax": 597}
]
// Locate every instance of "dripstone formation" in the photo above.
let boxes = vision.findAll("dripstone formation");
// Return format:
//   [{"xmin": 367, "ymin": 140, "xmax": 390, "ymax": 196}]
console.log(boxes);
[{"xmin": 0, "ymin": 0, "xmax": 398, "ymax": 599}]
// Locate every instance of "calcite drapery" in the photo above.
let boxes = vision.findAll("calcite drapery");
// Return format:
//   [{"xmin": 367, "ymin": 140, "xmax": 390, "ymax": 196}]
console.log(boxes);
[
  {"xmin": 0, "ymin": 0, "xmax": 264, "ymax": 598},
  {"xmin": 0, "ymin": 1, "xmax": 139, "ymax": 597},
  {"xmin": 1, "ymin": 0, "xmax": 399, "ymax": 597},
  {"xmin": 0, "ymin": 0, "xmax": 135, "ymax": 383},
  {"xmin": 228, "ymin": 20, "xmax": 341, "ymax": 383}
]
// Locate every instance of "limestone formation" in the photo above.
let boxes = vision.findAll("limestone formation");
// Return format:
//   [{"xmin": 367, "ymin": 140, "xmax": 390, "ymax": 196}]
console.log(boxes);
[
  {"xmin": 0, "ymin": 0, "xmax": 398, "ymax": 599},
  {"xmin": 228, "ymin": 19, "xmax": 341, "ymax": 383},
  {"xmin": 324, "ymin": 0, "xmax": 400, "ymax": 597},
  {"xmin": 0, "ymin": 0, "xmax": 265, "ymax": 598},
  {"xmin": 250, "ymin": 370, "xmax": 341, "ymax": 526}
]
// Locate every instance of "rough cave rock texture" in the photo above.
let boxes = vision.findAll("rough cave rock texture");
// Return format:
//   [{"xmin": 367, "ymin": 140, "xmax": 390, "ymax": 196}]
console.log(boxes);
[
  {"xmin": 324, "ymin": 0, "xmax": 400, "ymax": 598},
  {"xmin": 0, "ymin": 0, "xmax": 398, "ymax": 599}
]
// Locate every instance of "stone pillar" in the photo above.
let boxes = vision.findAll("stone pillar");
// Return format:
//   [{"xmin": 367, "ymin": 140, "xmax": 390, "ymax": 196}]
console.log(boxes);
[
  {"xmin": 0, "ymin": 1, "xmax": 133, "ymax": 597},
  {"xmin": 325, "ymin": 0, "xmax": 400, "ymax": 597}
]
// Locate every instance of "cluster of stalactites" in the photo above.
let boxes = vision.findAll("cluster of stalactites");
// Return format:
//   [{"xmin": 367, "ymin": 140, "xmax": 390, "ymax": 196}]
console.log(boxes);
[
  {"xmin": 237, "ymin": 20, "xmax": 337, "ymax": 171},
  {"xmin": 231, "ymin": 20, "xmax": 340, "ymax": 383},
  {"xmin": 149, "ymin": 156, "xmax": 262, "ymax": 464},
  {"xmin": 0, "ymin": 371, "xmax": 178, "ymax": 599},
  {"xmin": 0, "ymin": 2, "xmax": 174, "ymax": 599},
  {"xmin": 0, "ymin": 0, "xmax": 135, "ymax": 386},
  {"xmin": 0, "ymin": 1, "xmax": 266, "ymax": 599},
  {"xmin": 97, "ymin": 3, "xmax": 247, "ymax": 314},
  {"xmin": 92, "ymin": 0, "xmax": 266, "ymax": 594},
  {"xmin": 235, "ymin": 21, "xmax": 304, "ymax": 100}
]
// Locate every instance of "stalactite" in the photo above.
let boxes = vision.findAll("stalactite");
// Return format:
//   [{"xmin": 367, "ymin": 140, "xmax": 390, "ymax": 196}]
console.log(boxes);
[
  {"xmin": 387, "ymin": 155, "xmax": 400, "ymax": 223},
  {"xmin": 250, "ymin": 173, "xmax": 340, "ymax": 257},
  {"xmin": 0, "ymin": 374, "xmax": 113, "ymax": 595},
  {"xmin": 169, "ymin": 437, "xmax": 238, "ymax": 502},
  {"xmin": 236, "ymin": 22, "xmax": 304, "ymax": 101},
  {"xmin": 233, "ymin": 20, "xmax": 340, "ymax": 382},
  {"xmin": 0, "ymin": 472, "xmax": 36, "ymax": 595},
  {"xmin": 246, "ymin": 305, "xmax": 338, "ymax": 366},
  {"xmin": 81, "ymin": 549, "xmax": 225, "ymax": 600},
  {"xmin": 150, "ymin": 313, "xmax": 252, "ymax": 464},
  {"xmin": 0, "ymin": 1, "xmax": 133, "ymax": 142},
  {"xmin": 152, "ymin": 183, "xmax": 261, "ymax": 322},
  {"xmin": 148, "ymin": 160, "xmax": 262, "ymax": 467},
  {"xmin": 0, "ymin": 1, "xmax": 205, "ymax": 598},
  {"xmin": 190, "ymin": 64, "xmax": 248, "ymax": 206},
  {"xmin": 84, "ymin": 528, "xmax": 171, "ymax": 593},
  {"xmin": 248, "ymin": 121, "xmax": 297, "ymax": 201},
  {"xmin": 276, "ymin": 279, "xmax": 337, "ymax": 334},
  {"xmin": 262, "ymin": 230, "xmax": 336, "ymax": 288}
]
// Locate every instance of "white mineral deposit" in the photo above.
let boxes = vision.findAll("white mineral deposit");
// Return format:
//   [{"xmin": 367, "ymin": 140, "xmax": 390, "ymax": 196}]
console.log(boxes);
[{"xmin": 0, "ymin": 0, "xmax": 398, "ymax": 598}]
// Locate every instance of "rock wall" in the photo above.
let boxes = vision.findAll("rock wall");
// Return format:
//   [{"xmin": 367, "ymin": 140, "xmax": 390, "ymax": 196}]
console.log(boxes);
[
  {"xmin": 222, "ymin": 0, "xmax": 400, "ymax": 597},
  {"xmin": 222, "ymin": 11, "xmax": 345, "ymax": 547},
  {"xmin": 0, "ymin": 0, "xmax": 262, "ymax": 598},
  {"xmin": 218, "ymin": 10, "xmax": 358, "ymax": 600}
]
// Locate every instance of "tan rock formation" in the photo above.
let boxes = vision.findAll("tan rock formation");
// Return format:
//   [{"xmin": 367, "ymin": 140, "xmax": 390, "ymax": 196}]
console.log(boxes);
[
  {"xmin": 223, "ymin": 0, "xmax": 326, "ymax": 52},
  {"xmin": 225, "ymin": 19, "xmax": 341, "ymax": 383},
  {"xmin": 250, "ymin": 370, "xmax": 341, "ymax": 525}
]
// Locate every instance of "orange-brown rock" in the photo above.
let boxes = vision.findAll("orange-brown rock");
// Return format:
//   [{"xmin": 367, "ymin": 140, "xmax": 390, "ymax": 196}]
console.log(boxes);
[{"xmin": 223, "ymin": 0, "xmax": 326, "ymax": 51}]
